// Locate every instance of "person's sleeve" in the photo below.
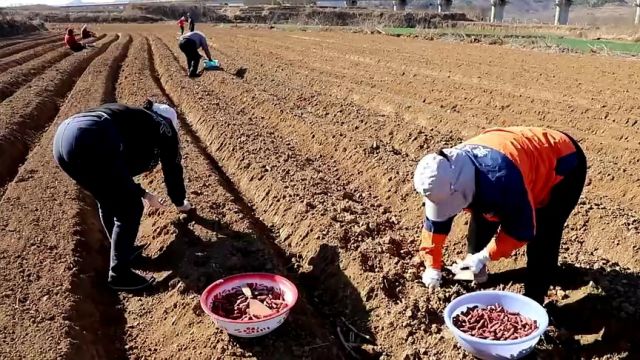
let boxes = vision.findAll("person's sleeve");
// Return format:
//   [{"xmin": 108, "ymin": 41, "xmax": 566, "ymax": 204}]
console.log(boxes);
[
  {"xmin": 486, "ymin": 191, "xmax": 535, "ymax": 260},
  {"xmin": 159, "ymin": 129, "xmax": 187, "ymax": 206},
  {"xmin": 419, "ymin": 216, "xmax": 454, "ymax": 270},
  {"xmin": 201, "ymin": 38, "xmax": 210, "ymax": 53}
]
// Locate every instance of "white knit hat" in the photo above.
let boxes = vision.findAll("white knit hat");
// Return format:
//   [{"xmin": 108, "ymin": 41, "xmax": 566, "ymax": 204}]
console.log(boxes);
[
  {"xmin": 151, "ymin": 103, "xmax": 179, "ymax": 131},
  {"xmin": 414, "ymin": 148, "xmax": 476, "ymax": 221}
]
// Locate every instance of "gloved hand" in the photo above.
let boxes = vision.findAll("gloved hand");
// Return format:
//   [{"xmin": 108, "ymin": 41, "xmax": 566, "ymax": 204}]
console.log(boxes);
[
  {"xmin": 421, "ymin": 268, "xmax": 442, "ymax": 290},
  {"xmin": 143, "ymin": 192, "xmax": 166, "ymax": 209},
  {"xmin": 452, "ymin": 249, "xmax": 490, "ymax": 274},
  {"xmin": 176, "ymin": 200, "xmax": 193, "ymax": 213}
]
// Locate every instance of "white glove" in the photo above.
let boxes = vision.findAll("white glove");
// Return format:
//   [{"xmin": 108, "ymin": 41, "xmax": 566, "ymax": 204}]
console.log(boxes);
[
  {"xmin": 452, "ymin": 249, "xmax": 490, "ymax": 274},
  {"xmin": 143, "ymin": 192, "xmax": 166, "ymax": 209},
  {"xmin": 176, "ymin": 200, "xmax": 193, "ymax": 213},
  {"xmin": 421, "ymin": 268, "xmax": 442, "ymax": 290}
]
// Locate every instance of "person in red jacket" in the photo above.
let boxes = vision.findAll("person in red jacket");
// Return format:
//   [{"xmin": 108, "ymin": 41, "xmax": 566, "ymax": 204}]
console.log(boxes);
[
  {"xmin": 413, "ymin": 127, "xmax": 587, "ymax": 304},
  {"xmin": 64, "ymin": 28, "xmax": 85, "ymax": 52},
  {"xmin": 178, "ymin": 16, "xmax": 186, "ymax": 35}
]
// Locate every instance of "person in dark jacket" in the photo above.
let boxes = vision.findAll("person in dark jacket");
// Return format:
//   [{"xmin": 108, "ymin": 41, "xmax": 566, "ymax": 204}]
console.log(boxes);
[
  {"xmin": 178, "ymin": 31, "xmax": 213, "ymax": 77},
  {"xmin": 80, "ymin": 24, "xmax": 96, "ymax": 39},
  {"xmin": 187, "ymin": 13, "xmax": 195, "ymax": 32},
  {"xmin": 53, "ymin": 100, "xmax": 193, "ymax": 291}
]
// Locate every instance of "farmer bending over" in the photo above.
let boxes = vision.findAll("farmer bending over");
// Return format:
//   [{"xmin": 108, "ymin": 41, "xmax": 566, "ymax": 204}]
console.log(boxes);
[
  {"xmin": 414, "ymin": 127, "xmax": 586, "ymax": 304},
  {"xmin": 53, "ymin": 100, "xmax": 193, "ymax": 291},
  {"xmin": 64, "ymin": 28, "xmax": 85, "ymax": 52},
  {"xmin": 178, "ymin": 30, "xmax": 213, "ymax": 78}
]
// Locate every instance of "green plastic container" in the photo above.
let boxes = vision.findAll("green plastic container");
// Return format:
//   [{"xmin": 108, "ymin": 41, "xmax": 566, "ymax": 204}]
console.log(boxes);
[{"xmin": 203, "ymin": 59, "xmax": 220, "ymax": 70}]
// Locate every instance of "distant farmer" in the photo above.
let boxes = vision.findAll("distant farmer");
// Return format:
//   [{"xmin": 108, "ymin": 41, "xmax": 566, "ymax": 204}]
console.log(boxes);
[
  {"xmin": 64, "ymin": 28, "xmax": 85, "ymax": 52},
  {"xmin": 178, "ymin": 31, "xmax": 213, "ymax": 78},
  {"xmin": 80, "ymin": 24, "xmax": 95, "ymax": 39},
  {"xmin": 414, "ymin": 127, "xmax": 586, "ymax": 304},
  {"xmin": 187, "ymin": 13, "xmax": 195, "ymax": 32},
  {"xmin": 177, "ymin": 16, "xmax": 186, "ymax": 35},
  {"xmin": 53, "ymin": 100, "xmax": 193, "ymax": 291}
]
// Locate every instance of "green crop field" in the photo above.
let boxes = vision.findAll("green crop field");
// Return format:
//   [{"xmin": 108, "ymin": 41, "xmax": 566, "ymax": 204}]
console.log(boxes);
[{"xmin": 383, "ymin": 27, "xmax": 640, "ymax": 55}]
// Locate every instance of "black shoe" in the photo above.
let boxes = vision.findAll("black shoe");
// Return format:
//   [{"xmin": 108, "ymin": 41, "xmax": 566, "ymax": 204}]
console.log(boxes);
[{"xmin": 108, "ymin": 270, "xmax": 154, "ymax": 291}]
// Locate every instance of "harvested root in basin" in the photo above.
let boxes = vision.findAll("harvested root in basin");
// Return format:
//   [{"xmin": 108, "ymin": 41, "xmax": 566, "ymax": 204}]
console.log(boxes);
[
  {"xmin": 210, "ymin": 283, "xmax": 288, "ymax": 321},
  {"xmin": 452, "ymin": 304, "xmax": 538, "ymax": 341}
]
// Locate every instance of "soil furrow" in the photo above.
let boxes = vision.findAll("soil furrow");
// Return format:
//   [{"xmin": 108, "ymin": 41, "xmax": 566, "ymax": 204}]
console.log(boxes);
[
  {"xmin": 3, "ymin": 24, "xmax": 640, "ymax": 359},
  {"xmin": 0, "ymin": 34, "xmax": 63, "ymax": 60},
  {"xmin": 111, "ymin": 35, "xmax": 342, "ymax": 359},
  {"xmin": 215, "ymin": 32, "xmax": 640, "ymax": 212},
  {"xmin": 0, "ymin": 34, "xmax": 106, "ymax": 103},
  {"xmin": 155, "ymin": 28, "xmax": 640, "ymax": 358},
  {"xmin": 0, "ymin": 33, "xmax": 58, "ymax": 51},
  {"xmin": 233, "ymin": 31, "xmax": 640, "ymax": 129},
  {"xmin": 0, "ymin": 34, "xmax": 117, "ymax": 200},
  {"xmin": 0, "ymin": 33, "xmax": 131, "ymax": 360},
  {"xmin": 152, "ymin": 35, "xmax": 447, "ymax": 358},
  {"xmin": 0, "ymin": 42, "xmax": 64, "ymax": 75},
  {"xmin": 202, "ymin": 33, "xmax": 640, "ymax": 270}
]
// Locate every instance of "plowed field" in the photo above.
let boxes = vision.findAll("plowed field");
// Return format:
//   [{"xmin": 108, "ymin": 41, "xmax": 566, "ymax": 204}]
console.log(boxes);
[{"xmin": 0, "ymin": 24, "xmax": 639, "ymax": 359}]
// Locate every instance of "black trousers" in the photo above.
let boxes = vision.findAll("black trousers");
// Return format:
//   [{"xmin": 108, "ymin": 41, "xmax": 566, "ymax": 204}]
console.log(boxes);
[
  {"xmin": 178, "ymin": 38, "xmax": 201, "ymax": 77},
  {"xmin": 53, "ymin": 115, "xmax": 143, "ymax": 278},
  {"xmin": 189, "ymin": 20, "xmax": 195, "ymax": 32},
  {"xmin": 69, "ymin": 43, "xmax": 85, "ymax": 52},
  {"xmin": 467, "ymin": 137, "xmax": 587, "ymax": 304},
  {"xmin": 180, "ymin": 25, "xmax": 184, "ymax": 35}
]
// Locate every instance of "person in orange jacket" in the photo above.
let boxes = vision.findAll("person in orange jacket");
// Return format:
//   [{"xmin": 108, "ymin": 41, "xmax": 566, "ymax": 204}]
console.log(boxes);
[{"xmin": 413, "ymin": 127, "xmax": 587, "ymax": 304}]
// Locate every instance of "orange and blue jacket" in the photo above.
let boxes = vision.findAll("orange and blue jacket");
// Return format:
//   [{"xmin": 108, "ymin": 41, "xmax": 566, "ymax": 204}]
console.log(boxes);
[{"xmin": 419, "ymin": 127, "xmax": 579, "ymax": 270}]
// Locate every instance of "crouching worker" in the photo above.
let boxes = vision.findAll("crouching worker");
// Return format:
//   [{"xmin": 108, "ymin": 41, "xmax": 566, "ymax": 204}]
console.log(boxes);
[
  {"xmin": 53, "ymin": 100, "xmax": 193, "ymax": 291},
  {"xmin": 64, "ymin": 28, "xmax": 85, "ymax": 52},
  {"xmin": 178, "ymin": 30, "xmax": 213, "ymax": 78},
  {"xmin": 414, "ymin": 127, "xmax": 586, "ymax": 304},
  {"xmin": 80, "ymin": 24, "xmax": 96, "ymax": 39}
]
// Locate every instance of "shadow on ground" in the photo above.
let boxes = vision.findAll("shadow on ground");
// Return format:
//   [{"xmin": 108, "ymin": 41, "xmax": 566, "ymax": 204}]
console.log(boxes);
[
  {"xmin": 485, "ymin": 262, "xmax": 640, "ymax": 359},
  {"xmin": 135, "ymin": 212, "xmax": 371, "ymax": 359}
]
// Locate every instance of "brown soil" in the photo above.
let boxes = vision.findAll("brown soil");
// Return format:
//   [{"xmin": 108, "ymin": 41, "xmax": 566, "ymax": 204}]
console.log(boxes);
[
  {"xmin": 0, "ymin": 33, "xmax": 129, "ymax": 359},
  {"xmin": 1, "ymin": 23, "xmax": 640, "ymax": 359},
  {"xmin": 0, "ymin": 32, "xmax": 54, "ymax": 50},
  {"xmin": 0, "ymin": 33, "xmax": 61, "ymax": 60},
  {"xmin": 0, "ymin": 35, "xmax": 105, "ymax": 102},
  {"xmin": 114, "ymin": 34, "xmax": 341, "ymax": 359},
  {"xmin": 0, "ymin": 34, "xmax": 116, "ymax": 196},
  {"xmin": 0, "ymin": 41, "xmax": 66, "ymax": 75}
]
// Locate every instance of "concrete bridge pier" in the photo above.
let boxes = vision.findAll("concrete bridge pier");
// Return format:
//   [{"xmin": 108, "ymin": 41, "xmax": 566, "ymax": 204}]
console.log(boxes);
[
  {"xmin": 491, "ymin": 0, "xmax": 506, "ymax": 23},
  {"xmin": 438, "ymin": 0, "xmax": 452, "ymax": 13},
  {"xmin": 393, "ymin": 0, "xmax": 407, "ymax": 11},
  {"xmin": 635, "ymin": 0, "xmax": 640, "ymax": 25},
  {"xmin": 554, "ymin": 0, "xmax": 572, "ymax": 25}
]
